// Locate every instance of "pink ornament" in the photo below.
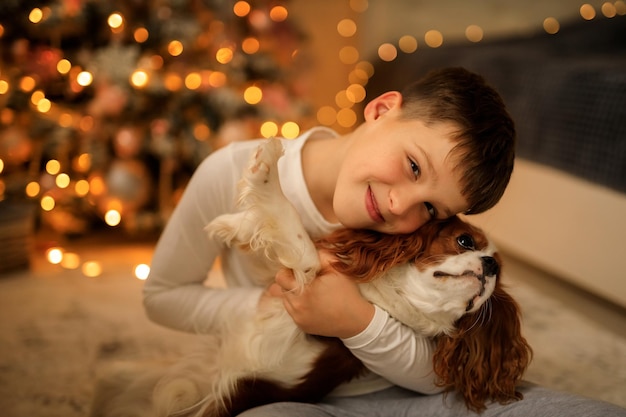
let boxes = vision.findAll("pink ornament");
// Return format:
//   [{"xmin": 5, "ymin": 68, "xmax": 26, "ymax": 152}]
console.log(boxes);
[
  {"xmin": 113, "ymin": 127, "xmax": 143, "ymax": 159},
  {"xmin": 87, "ymin": 82, "xmax": 129, "ymax": 117}
]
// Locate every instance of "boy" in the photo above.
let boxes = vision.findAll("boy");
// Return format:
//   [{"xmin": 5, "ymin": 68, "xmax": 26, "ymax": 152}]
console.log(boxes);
[{"xmin": 144, "ymin": 67, "xmax": 626, "ymax": 416}]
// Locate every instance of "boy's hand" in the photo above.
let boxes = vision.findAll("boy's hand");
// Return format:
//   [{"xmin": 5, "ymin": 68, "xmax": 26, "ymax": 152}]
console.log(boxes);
[{"xmin": 272, "ymin": 250, "xmax": 375, "ymax": 339}]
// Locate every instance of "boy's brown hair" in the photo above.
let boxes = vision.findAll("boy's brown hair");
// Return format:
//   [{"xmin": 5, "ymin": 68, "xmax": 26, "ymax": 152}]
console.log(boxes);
[{"xmin": 399, "ymin": 67, "xmax": 516, "ymax": 215}]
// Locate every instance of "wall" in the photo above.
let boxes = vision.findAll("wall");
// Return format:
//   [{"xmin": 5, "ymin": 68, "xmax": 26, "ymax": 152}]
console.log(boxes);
[
  {"xmin": 289, "ymin": 0, "xmax": 358, "ymax": 133},
  {"xmin": 466, "ymin": 160, "xmax": 626, "ymax": 308},
  {"xmin": 358, "ymin": 0, "xmax": 610, "ymax": 57}
]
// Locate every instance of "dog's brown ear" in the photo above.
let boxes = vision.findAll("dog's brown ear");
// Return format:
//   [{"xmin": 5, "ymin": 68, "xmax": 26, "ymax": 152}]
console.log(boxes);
[
  {"xmin": 432, "ymin": 277, "xmax": 533, "ymax": 412},
  {"xmin": 315, "ymin": 228, "xmax": 432, "ymax": 282},
  {"xmin": 315, "ymin": 221, "xmax": 451, "ymax": 282}
]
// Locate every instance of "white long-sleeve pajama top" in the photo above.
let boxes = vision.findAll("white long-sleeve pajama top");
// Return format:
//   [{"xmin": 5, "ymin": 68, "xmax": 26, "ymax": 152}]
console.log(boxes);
[{"xmin": 143, "ymin": 127, "xmax": 441, "ymax": 397}]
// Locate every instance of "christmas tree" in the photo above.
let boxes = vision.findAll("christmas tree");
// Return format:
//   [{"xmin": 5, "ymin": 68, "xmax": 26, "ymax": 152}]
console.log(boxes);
[{"xmin": 0, "ymin": 0, "xmax": 314, "ymax": 239}]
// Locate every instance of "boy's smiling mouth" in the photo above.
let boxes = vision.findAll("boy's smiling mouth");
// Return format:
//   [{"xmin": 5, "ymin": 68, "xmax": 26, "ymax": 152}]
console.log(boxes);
[{"xmin": 366, "ymin": 185, "xmax": 385, "ymax": 223}]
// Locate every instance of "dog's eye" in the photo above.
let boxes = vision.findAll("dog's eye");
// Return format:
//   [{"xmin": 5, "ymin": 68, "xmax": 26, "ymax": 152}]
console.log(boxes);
[{"xmin": 457, "ymin": 234, "xmax": 475, "ymax": 250}]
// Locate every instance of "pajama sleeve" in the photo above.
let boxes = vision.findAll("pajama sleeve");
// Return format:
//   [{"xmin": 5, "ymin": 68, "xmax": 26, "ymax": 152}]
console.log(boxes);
[
  {"xmin": 341, "ymin": 305, "xmax": 443, "ymax": 394},
  {"xmin": 142, "ymin": 140, "xmax": 265, "ymax": 334}
]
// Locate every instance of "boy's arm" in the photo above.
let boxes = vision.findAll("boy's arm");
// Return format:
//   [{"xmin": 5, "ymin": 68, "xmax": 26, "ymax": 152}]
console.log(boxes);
[
  {"xmin": 143, "ymin": 142, "xmax": 264, "ymax": 334},
  {"xmin": 274, "ymin": 256, "xmax": 442, "ymax": 394},
  {"xmin": 341, "ymin": 305, "xmax": 443, "ymax": 394}
]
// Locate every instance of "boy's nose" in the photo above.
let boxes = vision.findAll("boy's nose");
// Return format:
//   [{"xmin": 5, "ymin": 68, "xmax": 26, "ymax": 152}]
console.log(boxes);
[
  {"xmin": 388, "ymin": 191, "xmax": 406, "ymax": 216},
  {"xmin": 388, "ymin": 188, "xmax": 417, "ymax": 217},
  {"xmin": 387, "ymin": 190, "xmax": 430, "ymax": 232}
]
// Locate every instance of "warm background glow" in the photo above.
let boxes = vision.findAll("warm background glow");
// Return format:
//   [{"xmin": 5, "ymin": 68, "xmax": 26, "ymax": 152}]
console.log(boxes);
[{"xmin": 1, "ymin": 0, "xmax": 623, "ymax": 281}]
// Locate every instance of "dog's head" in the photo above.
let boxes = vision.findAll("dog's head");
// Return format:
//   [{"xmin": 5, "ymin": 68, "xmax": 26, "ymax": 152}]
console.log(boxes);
[
  {"xmin": 402, "ymin": 217, "xmax": 500, "ymax": 328},
  {"xmin": 317, "ymin": 217, "xmax": 500, "ymax": 324},
  {"xmin": 316, "ymin": 216, "xmax": 532, "ymax": 412}
]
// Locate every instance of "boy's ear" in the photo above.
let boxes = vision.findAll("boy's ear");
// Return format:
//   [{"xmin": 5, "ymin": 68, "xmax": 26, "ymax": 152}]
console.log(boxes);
[{"xmin": 363, "ymin": 91, "xmax": 402, "ymax": 121}]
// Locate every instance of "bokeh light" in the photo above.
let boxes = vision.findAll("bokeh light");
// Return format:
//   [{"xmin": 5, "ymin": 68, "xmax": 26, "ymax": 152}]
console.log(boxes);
[
  {"xmin": 75, "ymin": 179, "xmax": 89, "ymax": 196},
  {"xmin": 36, "ymin": 98, "xmax": 51, "ymax": 113},
  {"xmin": 41, "ymin": 195, "xmax": 55, "ymax": 211},
  {"xmin": 424, "ymin": 30, "xmax": 444, "ymax": 48},
  {"xmin": 216, "ymin": 47, "xmax": 234, "ymax": 64},
  {"xmin": 377, "ymin": 43, "xmax": 397, "ymax": 62},
  {"xmin": 337, "ymin": 108, "xmax": 357, "ymax": 128},
  {"xmin": 185, "ymin": 72, "xmax": 202, "ymax": 90},
  {"xmin": 56, "ymin": 59, "xmax": 71, "ymax": 74},
  {"xmin": 135, "ymin": 264, "xmax": 151, "ymax": 280},
  {"xmin": 134, "ymin": 27, "xmax": 149, "ymax": 43},
  {"xmin": 130, "ymin": 70, "xmax": 149, "ymax": 88},
  {"xmin": 56, "ymin": 173, "xmax": 70, "ymax": 188},
  {"xmin": 46, "ymin": 248, "xmax": 63, "ymax": 264},
  {"xmin": 19, "ymin": 76, "xmax": 36, "ymax": 92},
  {"xmin": 82, "ymin": 261, "xmax": 103, "ymax": 278},
  {"xmin": 281, "ymin": 121, "xmax": 300, "ymax": 139},
  {"xmin": 339, "ymin": 46, "xmax": 359, "ymax": 65},
  {"xmin": 269, "ymin": 6, "xmax": 288, "ymax": 22},
  {"xmin": 543, "ymin": 17, "xmax": 560, "ymax": 34},
  {"xmin": 465, "ymin": 25, "xmax": 484, "ymax": 42},
  {"xmin": 168, "ymin": 40, "xmax": 184, "ymax": 56},
  {"xmin": 580, "ymin": 3, "xmax": 596, "ymax": 20},
  {"xmin": 317, "ymin": 106, "xmax": 337, "ymax": 126},
  {"xmin": 349, "ymin": 0, "xmax": 369, "ymax": 13},
  {"xmin": 31, "ymin": 90, "xmax": 45, "ymax": 105},
  {"xmin": 29, "ymin": 8, "xmax": 44, "ymax": 23},
  {"xmin": 335, "ymin": 90, "xmax": 352, "ymax": 109},
  {"xmin": 76, "ymin": 71, "xmax": 93, "ymax": 87},
  {"xmin": 244, "ymin": 85, "xmax": 262, "ymax": 104},
  {"xmin": 398, "ymin": 35, "xmax": 418, "ymax": 53},
  {"xmin": 105, "ymin": 209, "xmax": 122, "ymax": 226},
  {"xmin": 337, "ymin": 19, "xmax": 357, "ymax": 37},
  {"xmin": 25, "ymin": 181, "xmax": 40, "ymax": 197},
  {"xmin": 46, "ymin": 160, "xmax": 61, "ymax": 175},
  {"xmin": 107, "ymin": 13, "xmax": 123, "ymax": 29},
  {"xmin": 242, "ymin": 37, "xmax": 260, "ymax": 54},
  {"xmin": 260, "ymin": 121, "xmax": 278, "ymax": 138},
  {"xmin": 233, "ymin": 1, "xmax": 251, "ymax": 17},
  {"xmin": 346, "ymin": 84, "xmax": 366, "ymax": 103},
  {"xmin": 61, "ymin": 253, "xmax": 81, "ymax": 270}
]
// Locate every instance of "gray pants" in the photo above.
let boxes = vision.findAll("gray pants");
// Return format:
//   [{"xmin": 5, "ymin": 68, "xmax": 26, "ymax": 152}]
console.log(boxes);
[{"xmin": 237, "ymin": 382, "xmax": 626, "ymax": 417}]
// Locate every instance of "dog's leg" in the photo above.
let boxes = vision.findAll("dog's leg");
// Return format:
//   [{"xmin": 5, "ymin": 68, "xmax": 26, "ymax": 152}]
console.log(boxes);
[
  {"xmin": 205, "ymin": 138, "xmax": 320, "ymax": 288},
  {"xmin": 151, "ymin": 350, "xmax": 221, "ymax": 417},
  {"xmin": 205, "ymin": 140, "xmax": 281, "ymax": 249},
  {"xmin": 90, "ymin": 361, "xmax": 177, "ymax": 417}
]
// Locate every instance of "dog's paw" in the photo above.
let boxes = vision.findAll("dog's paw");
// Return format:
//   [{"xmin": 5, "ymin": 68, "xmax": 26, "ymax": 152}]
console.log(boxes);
[
  {"xmin": 153, "ymin": 377, "xmax": 204, "ymax": 417},
  {"xmin": 244, "ymin": 137, "xmax": 284, "ymax": 185},
  {"xmin": 205, "ymin": 213, "xmax": 245, "ymax": 247}
]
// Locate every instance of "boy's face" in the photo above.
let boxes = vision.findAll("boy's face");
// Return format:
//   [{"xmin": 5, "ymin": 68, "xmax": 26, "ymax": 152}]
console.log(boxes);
[{"xmin": 333, "ymin": 93, "xmax": 468, "ymax": 234}]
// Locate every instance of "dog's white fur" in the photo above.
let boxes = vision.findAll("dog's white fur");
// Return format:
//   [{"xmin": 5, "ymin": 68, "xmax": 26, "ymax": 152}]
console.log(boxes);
[{"xmin": 90, "ymin": 138, "xmax": 499, "ymax": 417}]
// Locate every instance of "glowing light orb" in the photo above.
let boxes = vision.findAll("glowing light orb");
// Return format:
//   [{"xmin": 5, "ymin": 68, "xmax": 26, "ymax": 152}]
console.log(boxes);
[
  {"xmin": 134, "ymin": 264, "xmax": 151, "ymax": 280},
  {"xmin": 47, "ymin": 248, "xmax": 63, "ymax": 264}
]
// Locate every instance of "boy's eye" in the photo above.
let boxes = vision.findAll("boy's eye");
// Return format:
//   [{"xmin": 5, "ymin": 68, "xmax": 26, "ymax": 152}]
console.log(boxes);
[
  {"xmin": 425, "ymin": 202, "xmax": 436, "ymax": 218},
  {"xmin": 408, "ymin": 158, "xmax": 420, "ymax": 178}
]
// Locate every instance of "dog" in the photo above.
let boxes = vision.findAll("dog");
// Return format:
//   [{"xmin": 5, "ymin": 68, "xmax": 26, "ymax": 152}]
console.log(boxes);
[{"xmin": 90, "ymin": 138, "xmax": 531, "ymax": 417}]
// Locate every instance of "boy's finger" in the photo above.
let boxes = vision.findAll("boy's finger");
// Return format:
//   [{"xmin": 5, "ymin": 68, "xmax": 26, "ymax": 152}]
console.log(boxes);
[
  {"xmin": 275, "ymin": 267, "xmax": 296, "ymax": 290},
  {"xmin": 266, "ymin": 283, "xmax": 283, "ymax": 297}
]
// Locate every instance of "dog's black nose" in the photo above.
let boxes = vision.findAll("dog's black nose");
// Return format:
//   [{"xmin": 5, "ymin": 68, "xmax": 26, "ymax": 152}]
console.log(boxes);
[{"xmin": 481, "ymin": 256, "xmax": 499, "ymax": 276}]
